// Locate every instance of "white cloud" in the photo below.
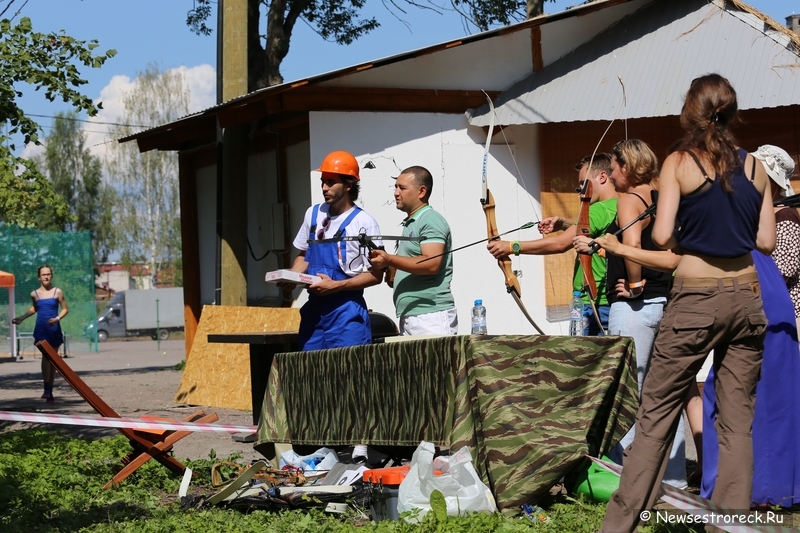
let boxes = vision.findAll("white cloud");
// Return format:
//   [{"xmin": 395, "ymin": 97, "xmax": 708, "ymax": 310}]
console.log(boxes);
[
  {"xmin": 20, "ymin": 141, "xmax": 44, "ymax": 161},
  {"xmin": 84, "ymin": 64, "xmax": 217, "ymax": 159},
  {"xmin": 19, "ymin": 64, "xmax": 216, "ymax": 176},
  {"xmin": 175, "ymin": 64, "xmax": 217, "ymax": 114},
  {"xmin": 83, "ymin": 73, "xmax": 136, "ymax": 159}
]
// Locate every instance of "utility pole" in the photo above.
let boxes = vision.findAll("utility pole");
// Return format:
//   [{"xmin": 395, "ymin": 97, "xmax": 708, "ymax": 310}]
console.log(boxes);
[{"xmin": 218, "ymin": 0, "xmax": 249, "ymax": 306}]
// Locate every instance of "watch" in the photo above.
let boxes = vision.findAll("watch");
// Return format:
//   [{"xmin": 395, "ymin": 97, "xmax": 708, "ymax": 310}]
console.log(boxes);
[{"xmin": 511, "ymin": 240, "xmax": 521, "ymax": 256}]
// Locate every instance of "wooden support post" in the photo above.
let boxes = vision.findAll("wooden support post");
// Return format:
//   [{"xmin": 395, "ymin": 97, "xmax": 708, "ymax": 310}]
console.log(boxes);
[
  {"xmin": 219, "ymin": 0, "xmax": 249, "ymax": 306},
  {"xmin": 178, "ymin": 152, "xmax": 202, "ymax": 358}
]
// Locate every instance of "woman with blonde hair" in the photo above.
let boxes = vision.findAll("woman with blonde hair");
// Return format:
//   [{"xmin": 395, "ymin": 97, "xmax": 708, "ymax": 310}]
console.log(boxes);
[
  {"xmin": 600, "ymin": 74, "xmax": 775, "ymax": 532},
  {"xmin": 595, "ymin": 139, "xmax": 686, "ymax": 488}
]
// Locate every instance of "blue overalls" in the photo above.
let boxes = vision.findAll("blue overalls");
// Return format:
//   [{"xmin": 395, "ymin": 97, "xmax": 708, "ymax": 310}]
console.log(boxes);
[{"xmin": 298, "ymin": 204, "xmax": 372, "ymax": 350}]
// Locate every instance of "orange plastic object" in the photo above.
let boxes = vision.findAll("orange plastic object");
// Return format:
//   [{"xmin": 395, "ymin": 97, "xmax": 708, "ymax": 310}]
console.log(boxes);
[
  {"xmin": 363, "ymin": 465, "xmax": 443, "ymax": 484},
  {"xmin": 363, "ymin": 465, "xmax": 410, "ymax": 485}
]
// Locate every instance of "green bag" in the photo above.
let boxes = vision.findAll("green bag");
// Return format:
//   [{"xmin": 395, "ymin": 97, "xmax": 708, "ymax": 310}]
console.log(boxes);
[{"xmin": 571, "ymin": 456, "xmax": 620, "ymax": 503}]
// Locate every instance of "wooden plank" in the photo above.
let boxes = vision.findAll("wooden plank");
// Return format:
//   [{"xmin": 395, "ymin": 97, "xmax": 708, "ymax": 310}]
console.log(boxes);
[{"xmin": 175, "ymin": 306, "xmax": 301, "ymax": 410}]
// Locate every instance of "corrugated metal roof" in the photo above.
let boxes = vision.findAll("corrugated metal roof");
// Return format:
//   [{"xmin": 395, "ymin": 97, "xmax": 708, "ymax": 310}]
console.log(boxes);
[{"xmin": 467, "ymin": 0, "xmax": 800, "ymax": 127}]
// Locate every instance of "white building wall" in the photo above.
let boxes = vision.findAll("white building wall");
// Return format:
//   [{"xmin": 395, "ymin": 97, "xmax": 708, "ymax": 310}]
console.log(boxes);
[
  {"xmin": 131, "ymin": 276, "xmax": 152, "ymax": 290},
  {"xmin": 306, "ymin": 111, "xmax": 565, "ymax": 335},
  {"xmin": 95, "ymin": 270, "xmax": 133, "ymax": 294}
]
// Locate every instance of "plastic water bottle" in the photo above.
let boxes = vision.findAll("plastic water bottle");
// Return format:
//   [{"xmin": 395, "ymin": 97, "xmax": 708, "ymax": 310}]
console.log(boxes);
[
  {"xmin": 471, "ymin": 299, "xmax": 487, "ymax": 334},
  {"xmin": 569, "ymin": 290, "xmax": 584, "ymax": 336}
]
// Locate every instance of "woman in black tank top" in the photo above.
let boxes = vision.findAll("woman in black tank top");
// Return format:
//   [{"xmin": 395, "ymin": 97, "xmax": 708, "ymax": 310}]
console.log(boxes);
[
  {"xmin": 601, "ymin": 74, "xmax": 775, "ymax": 533},
  {"xmin": 596, "ymin": 139, "xmax": 687, "ymax": 488}
]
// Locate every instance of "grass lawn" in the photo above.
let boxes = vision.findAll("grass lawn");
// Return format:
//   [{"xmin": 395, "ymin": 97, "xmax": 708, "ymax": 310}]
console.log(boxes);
[{"xmin": 0, "ymin": 427, "xmax": 754, "ymax": 532}]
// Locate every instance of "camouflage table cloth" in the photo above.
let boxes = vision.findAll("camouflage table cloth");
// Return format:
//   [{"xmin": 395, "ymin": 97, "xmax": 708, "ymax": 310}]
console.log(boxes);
[{"xmin": 254, "ymin": 334, "xmax": 638, "ymax": 511}]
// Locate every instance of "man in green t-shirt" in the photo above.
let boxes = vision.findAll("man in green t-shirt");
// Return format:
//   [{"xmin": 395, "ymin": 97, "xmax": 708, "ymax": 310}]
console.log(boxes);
[
  {"xmin": 369, "ymin": 166, "xmax": 457, "ymax": 335},
  {"xmin": 487, "ymin": 154, "xmax": 618, "ymax": 335}
]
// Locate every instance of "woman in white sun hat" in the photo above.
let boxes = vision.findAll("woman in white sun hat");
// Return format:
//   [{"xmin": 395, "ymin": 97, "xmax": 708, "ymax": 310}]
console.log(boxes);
[
  {"xmin": 755, "ymin": 144, "xmax": 800, "ymax": 320},
  {"xmin": 702, "ymin": 143, "xmax": 800, "ymax": 508}
]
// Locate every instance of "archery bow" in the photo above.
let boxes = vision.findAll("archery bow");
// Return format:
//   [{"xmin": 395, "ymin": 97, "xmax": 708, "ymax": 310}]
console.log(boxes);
[
  {"xmin": 774, "ymin": 192, "xmax": 800, "ymax": 208},
  {"xmin": 574, "ymin": 76, "xmax": 628, "ymax": 335},
  {"xmin": 480, "ymin": 92, "xmax": 545, "ymax": 335},
  {"xmin": 575, "ymin": 172, "xmax": 605, "ymax": 335},
  {"xmin": 576, "ymin": 178, "xmax": 598, "ymax": 299}
]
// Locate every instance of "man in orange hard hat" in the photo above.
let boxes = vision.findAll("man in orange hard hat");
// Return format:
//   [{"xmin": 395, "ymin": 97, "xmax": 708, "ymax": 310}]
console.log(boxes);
[{"xmin": 285, "ymin": 150, "xmax": 383, "ymax": 350}]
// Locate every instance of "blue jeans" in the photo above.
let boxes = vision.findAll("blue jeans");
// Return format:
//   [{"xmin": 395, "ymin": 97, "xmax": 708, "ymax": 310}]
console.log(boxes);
[
  {"xmin": 582, "ymin": 304, "xmax": 609, "ymax": 336},
  {"xmin": 607, "ymin": 298, "xmax": 688, "ymax": 489}
]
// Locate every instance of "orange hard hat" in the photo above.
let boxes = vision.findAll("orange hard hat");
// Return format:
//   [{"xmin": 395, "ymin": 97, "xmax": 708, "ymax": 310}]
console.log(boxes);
[{"xmin": 317, "ymin": 150, "xmax": 360, "ymax": 181}]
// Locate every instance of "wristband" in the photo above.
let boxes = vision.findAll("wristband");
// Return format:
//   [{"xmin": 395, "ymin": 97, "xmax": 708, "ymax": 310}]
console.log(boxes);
[
  {"xmin": 511, "ymin": 241, "xmax": 521, "ymax": 256},
  {"xmin": 628, "ymin": 280, "xmax": 646, "ymax": 289},
  {"xmin": 55, "ymin": 316, "xmax": 60, "ymax": 322}
]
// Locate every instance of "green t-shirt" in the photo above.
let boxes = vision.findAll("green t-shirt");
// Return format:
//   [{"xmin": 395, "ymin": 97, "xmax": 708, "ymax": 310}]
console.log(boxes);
[
  {"xmin": 572, "ymin": 197, "xmax": 618, "ymax": 306},
  {"xmin": 393, "ymin": 205, "xmax": 455, "ymax": 318}
]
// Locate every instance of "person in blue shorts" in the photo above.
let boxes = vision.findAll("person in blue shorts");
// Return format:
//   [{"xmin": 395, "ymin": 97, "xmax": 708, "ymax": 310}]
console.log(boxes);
[{"xmin": 13, "ymin": 264, "xmax": 69, "ymax": 403}]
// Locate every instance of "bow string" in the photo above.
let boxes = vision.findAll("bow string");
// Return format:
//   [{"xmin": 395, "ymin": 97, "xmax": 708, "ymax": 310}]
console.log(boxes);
[{"xmin": 480, "ymin": 90, "xmax": 545, "ymax": 335}]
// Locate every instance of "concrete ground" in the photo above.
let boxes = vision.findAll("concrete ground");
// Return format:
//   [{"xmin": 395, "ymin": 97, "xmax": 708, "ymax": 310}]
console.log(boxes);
[{"xmin": 0, "ymin": 338, "xmax": 262, "ymax": 463}]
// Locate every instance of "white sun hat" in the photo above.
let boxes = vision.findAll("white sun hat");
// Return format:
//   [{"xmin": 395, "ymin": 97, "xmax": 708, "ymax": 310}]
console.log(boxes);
[{"xmin": 753, "ymin": 144, "xmax": 795, "ymax": 197}]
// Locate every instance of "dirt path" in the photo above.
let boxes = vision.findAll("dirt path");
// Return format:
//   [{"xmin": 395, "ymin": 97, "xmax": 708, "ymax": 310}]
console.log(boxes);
[{"xmin": 0, "ymin": 339, "xmax": 262, "ymax": 463}]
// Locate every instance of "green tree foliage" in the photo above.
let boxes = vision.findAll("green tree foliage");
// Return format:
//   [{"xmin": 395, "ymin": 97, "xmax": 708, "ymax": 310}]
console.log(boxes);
[
  {"xmin": 0, "ymin": 10, "xmax": 116, "ymax": 227},
  {"xmin": 0, "ymin": 148, "xmax": 71, "ymax": 227},
  {"xmin": 187, "ymin": 0, "xmax": 557, "ymax": 90},
  {"xmin": 35, "ymin": 111, "xmax": 117, "ymax": 262},
  {"xmin": 106, "ymin": 64, "xmax": 188, "ymax": 288}
]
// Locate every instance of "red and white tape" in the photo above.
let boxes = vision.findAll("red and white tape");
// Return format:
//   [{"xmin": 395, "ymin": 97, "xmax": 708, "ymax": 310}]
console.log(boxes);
[
  {"xmin": 0, "ymin": 410, "xmax": 256, "ymax": 434},
  {"xmin": 588, "ymin": 456, "xmax": 790, "ymax": 533}
]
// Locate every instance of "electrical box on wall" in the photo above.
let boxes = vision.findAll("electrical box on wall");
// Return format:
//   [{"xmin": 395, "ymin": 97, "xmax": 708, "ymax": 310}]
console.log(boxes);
[{"xmin": 257, "ymin": 202, "xmax": 287, "ymax": 252}]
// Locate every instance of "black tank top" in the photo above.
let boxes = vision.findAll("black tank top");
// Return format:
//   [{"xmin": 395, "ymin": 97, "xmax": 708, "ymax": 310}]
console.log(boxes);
[
  {"xmin": 676, "ymin": 148, "xmax": 761, "ymax": 258},
  {"xmin": 606, "ymin": 192, "xmax": 672, "ymax": 305}
]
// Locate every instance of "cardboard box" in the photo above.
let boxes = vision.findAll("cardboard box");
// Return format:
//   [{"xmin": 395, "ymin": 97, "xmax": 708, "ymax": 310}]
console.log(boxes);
[{"xmin": 264, "ymin": 269, "xmax": 321, "ymax": 286}]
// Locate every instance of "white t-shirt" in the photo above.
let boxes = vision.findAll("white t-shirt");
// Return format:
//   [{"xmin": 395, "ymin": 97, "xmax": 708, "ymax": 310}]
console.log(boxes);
[{"xmin": 293, "ymin": 204, "xmax": 383, "ymax": 278}]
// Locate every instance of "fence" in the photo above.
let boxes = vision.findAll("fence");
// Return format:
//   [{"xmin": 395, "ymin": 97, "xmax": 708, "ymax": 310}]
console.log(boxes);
[{"xmin": 0, "ymin": 225, "xmax": 97, "ymax": 355}]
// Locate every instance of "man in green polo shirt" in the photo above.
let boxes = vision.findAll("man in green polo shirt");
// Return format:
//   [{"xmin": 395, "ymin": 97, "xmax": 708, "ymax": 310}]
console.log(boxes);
[
  {"xmin": 487, "ymin": 154, "xmax": 618, "ymax": 335},
  {"xmin": 369, "ymin": 166, "xmax": 457, "ymax": 335}
]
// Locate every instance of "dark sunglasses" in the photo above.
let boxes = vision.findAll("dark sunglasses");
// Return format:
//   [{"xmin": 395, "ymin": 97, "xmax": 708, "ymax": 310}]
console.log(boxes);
[{"xmin": 316, "ymin": 217, "xmax": 330, "ymax": 240}]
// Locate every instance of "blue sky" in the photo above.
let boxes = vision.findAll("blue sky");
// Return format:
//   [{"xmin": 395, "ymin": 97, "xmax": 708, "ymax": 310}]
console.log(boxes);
[{"xmin": 15, "ymin": 0, "xmax": 796, "ymax": 155}]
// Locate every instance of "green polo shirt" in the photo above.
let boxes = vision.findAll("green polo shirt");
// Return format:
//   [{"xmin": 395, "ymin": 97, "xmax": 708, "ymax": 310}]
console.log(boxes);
[
  {"xmin": 572, "ymin": 197, "xmax": 618, "ymax": 306},
  {"xmin": 393, "ymin": 205, "xmax": 455, "ymax": 318}
]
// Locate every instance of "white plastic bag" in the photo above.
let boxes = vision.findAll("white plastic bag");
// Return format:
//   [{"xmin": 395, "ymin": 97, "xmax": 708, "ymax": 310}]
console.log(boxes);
[
  {"xmin": 279, "ymin": 447, "xmax": 339, "ymax": 472},
  {"xmin": 397, "ymin": 441, "xmax": 497, "ymax": 520}
]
